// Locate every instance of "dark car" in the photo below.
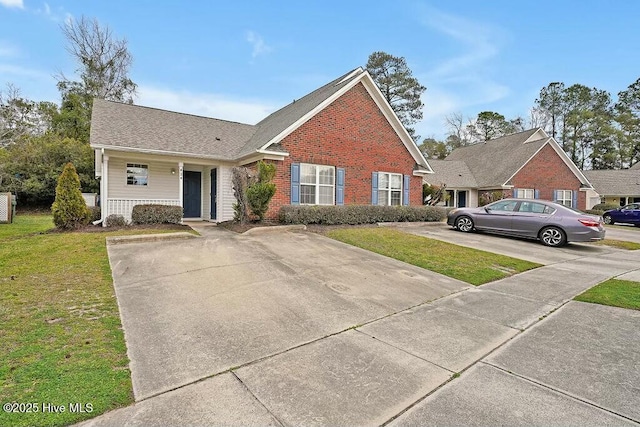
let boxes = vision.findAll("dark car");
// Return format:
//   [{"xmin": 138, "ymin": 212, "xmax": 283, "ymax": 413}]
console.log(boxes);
[
  {"xmin": 447, "ymin": 198, "xmax": 605, "ymax": 247},
  {"xmin": 602, "ymin": 203, "xmax": 640, "ymax": 226}
]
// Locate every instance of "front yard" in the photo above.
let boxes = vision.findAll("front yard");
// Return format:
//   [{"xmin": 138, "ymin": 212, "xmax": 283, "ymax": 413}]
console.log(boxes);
[
  {"xmin": 0, "ymin": 215, "xmax": 186, "ymax": 427},
  {"xmin": 326, "ymin": 227, "xmax": 541, "ymax": 286}
]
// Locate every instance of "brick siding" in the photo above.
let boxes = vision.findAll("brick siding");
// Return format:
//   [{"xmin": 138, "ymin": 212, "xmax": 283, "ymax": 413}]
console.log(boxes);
[
  {"xmin": 263, "ymin": 82, "xmax": 422, "ymax": 219},
  {"xmin": 510, "ymin": 143, "xmax": 586, "ymax": 209}
]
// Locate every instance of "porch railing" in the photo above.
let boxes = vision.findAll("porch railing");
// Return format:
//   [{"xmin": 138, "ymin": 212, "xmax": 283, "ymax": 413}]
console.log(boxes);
[{"xmin": 106, "ymin": 198, "xmax": 181, "ymax": 223}]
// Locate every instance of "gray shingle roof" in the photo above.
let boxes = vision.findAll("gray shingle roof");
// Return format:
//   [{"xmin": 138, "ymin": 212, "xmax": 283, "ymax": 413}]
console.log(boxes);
[
  {"xmin": 425, "ymin": 159, "xmax": 477, "ymax": 188},
  {"xmin": 445, "ymin": 129, "xmax": 547, "ymax": 187},
  {"xmin": 582, "ymin": 169, "xmax": 640, "ymax": 195},
  {"xmin": 235, "ymin": 68, "xmax": 364, "ymax": 158},
  {"xmin": 90, "ymin": 99, "xmax": 256, "ymax": 160},
  {"xmin": 630, "ymin": 162, "xmax": 640, "ymax": 170},
  {"xmin": 90, "ymin": 68, "xmax": 367, "ymax": 161}
]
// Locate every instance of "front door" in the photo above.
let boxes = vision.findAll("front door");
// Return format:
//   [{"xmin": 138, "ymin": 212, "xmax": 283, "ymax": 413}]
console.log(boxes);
[
  {"xmin": 183, "ymin": 171, "xmax": 201, "ymax": 218},
  {"xmin": 210, "ymin": 168, "xmax": 217, "ymax": 220},
  {"xmin": 458, "ymin": 191, "xmax": 467, "ymax": 208}
]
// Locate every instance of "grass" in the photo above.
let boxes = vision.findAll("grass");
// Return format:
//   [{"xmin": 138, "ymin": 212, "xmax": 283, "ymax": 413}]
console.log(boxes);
[
  {"xmin": 0, "ymin": 215, "xmax": 186, "ymax": 427},
  {"xmin": 326, "ymin": 228, "xmax": 540, "ymax": 286},
  {"xmin": 593, "ymin": 239, "xmax": 640, "ymax": 250},
  {"xmin": 575, "ymin": 279, "xmax": 640, "ymax": 310}
]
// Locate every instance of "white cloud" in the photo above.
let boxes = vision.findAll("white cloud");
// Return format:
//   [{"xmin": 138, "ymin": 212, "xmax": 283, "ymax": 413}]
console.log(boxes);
[
  {"xmin": 0, "ymin": 0, "xmax": 23, "ymax": 9},
  {"xmin": 0, "ymin": 41, "xmax": 19, "ymax": 57},
  {"xmin": 33, "ymin": 2, "xmax": 68, "ymax": 22},
  {"xmin": 246, "ymin": 31, "xmax": 273, "ymax": 59},
  {"xmin": 0, "ymin": 63, "xmax": 50, "ymax": 79},
  {"xmin": 137, "ymin": 85, "xmax": 278, "ymax": 124},
  {"xmin": 414, "ymin": 5, "xmax": 512, "ymax": 138}
]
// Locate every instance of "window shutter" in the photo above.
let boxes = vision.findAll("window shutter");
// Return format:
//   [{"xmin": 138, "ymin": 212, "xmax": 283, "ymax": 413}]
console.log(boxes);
[
  {"xmin": 512, "ymin": 187, "xmax": 518, "ymax": 198},
  {"xmin": 291, "ymin": 163, "xmax": 300, "ymax": 205},
  {"xmin": 534, "ymin": 189, "xmax": 540, "ymax": 199},
  {"xmin": 553, "ymin": 190, "xmax": 558, "ymax": 202},
  {"xmin": 403, "ymin": 175, "xmax": 410, "ymax": 206},
  {"xmin": 336, "ymin": 168, "xmax": 345, "ymax": 205},
  {"xmin": 572, "ymin": 190, "xmax": 578, "ymax": 208},
  {"xmin": 371, "ymin": 172, "xmax": 379, "ymax": 205}
]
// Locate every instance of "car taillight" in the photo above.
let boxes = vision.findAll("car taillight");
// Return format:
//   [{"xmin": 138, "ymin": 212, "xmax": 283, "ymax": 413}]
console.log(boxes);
[{"xmin": 578, "ymin": 219, "xmax": 601, "ymax": 227}]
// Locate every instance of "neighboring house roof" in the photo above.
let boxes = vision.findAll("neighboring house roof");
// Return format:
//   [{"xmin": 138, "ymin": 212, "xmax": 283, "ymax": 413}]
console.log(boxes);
[
  {"xmin": 443, "ymin": 128, "xmax": 592, "ymax": 189},
  {"xmin": 90, "ymin": 68, "xmax": 432, "ymax": 172},
  {"xmin": 630, "ymin": 162, "xmax": 640, "ymax": 170},
  {"xmin": 582, "ymin": 169, "xmax": 640, "ymax": 196},
  {"xmin": 426, "ymin": 159, "xmax": 477, "ymax": 188},
  {"xmin": 90, "ymin": 99, "xmax": 256, "ymax": 160}
]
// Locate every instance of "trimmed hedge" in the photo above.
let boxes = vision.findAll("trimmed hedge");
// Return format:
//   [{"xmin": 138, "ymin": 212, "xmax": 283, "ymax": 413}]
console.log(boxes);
[
  {"xmin": 105, "ymin": 214, "xmax": 127, "ymax": 227},
  {"xmin": 584, "ymin": 209, "xmax": 605, "ymax": 216},
  {"xmin": 131, "ymin": 204, "xmax": 183, "ymax": 225},
  {"xmin": 89, "ymin": 206, "xmax": 101, "ymax": 222},
  {"xmin": 278, "ymin": 205, "xmax": 447, "ymax": 225}
]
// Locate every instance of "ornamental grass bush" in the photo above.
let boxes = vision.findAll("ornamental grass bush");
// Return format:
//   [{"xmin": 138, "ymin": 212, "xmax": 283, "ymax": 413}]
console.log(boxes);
[
  {"xmin": 278, "ymin": 205, "xmax": 446, "ymax": 225},
  {"xmin": 131, "ymin": 204, "xmax": 183, "ymax": 224}
]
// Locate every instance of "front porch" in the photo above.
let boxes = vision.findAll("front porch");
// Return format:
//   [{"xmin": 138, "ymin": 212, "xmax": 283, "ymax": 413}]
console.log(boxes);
[{"xmin": 96, "ymin": 150, "xmax": 235, "ymax": 225}]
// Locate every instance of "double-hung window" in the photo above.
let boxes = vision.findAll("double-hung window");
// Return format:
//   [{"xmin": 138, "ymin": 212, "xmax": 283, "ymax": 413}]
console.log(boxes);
[
  {"xmin": 126, "ymin": 163, "xmax": 148, "ymax": 186},
  {"xmin": 515, "ymin": 188, "xmax": 534, "ymax": 199},
  {"xmin": 377, "ymin": 172, "xmax": 402, "ymax": 206},
  {"xmin": 556, "ymin": 190, "xmax": 572, "ymax": 207},
  {"xmin": 300, "ymin": 163, "xmax": 335, "ymax": 205}
]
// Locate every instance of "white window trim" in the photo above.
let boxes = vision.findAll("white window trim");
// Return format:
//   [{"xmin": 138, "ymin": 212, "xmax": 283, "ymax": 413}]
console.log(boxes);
[
  {"xmin": 378, "ymin": 172, "xmax": 403, "ymax": 206},
  {"xmin": 557, "ymin": 189, "xmax": 572, "ymax": 207},
  {"xmin": 515, "ymin": 188, "xmax": 534, "ymax": 199},
  {"xmin": 300, "ymin": 163, "xmax": 335, "ymax": 205},
  {"xmin": 126, "ymin": 163, "xmax": 148, "ymax": 186}
]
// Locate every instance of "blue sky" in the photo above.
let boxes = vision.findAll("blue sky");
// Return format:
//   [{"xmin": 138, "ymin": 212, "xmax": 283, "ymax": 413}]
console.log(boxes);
[{"xmin": 1, "ymin": 0, "xmax": 639, "ymax": 140}]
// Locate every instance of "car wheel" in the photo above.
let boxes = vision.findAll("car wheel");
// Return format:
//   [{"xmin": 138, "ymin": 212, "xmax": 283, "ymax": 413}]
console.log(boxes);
[
  {"xmin": 455, "ymin": 215, "xmax": 474, "ymax": 232},
  {"xmin": 603, "ymin": 214, "xmax": 614, "ymax": 225},
  {"xmin": 539, "ymin": 226, "xmax": 567, "ymax": 247}
]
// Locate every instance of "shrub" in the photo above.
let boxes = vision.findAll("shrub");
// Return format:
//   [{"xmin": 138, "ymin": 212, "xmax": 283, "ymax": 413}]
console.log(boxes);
[
  {"xmin": 479, "ymin": 190, "xmax": 506, "ymax": 206},
  {"xmin": 591, "ymin": 203, "xmax": 619, "ymax": 211},
  {"xmin": 584, "ymin": 209, "xmax": 605, "ymax": 216},
  {"xmin": 51, "ymin": 162, "xmax": 90, "ymax": 229},
  {"xmin": 88, "ymin": 206, "xmax": 101, "ymax": 222},
  {"xmin": 231, "ymin": 167, "xmax": 251, "ymax": 224},
  {"xmin": 278, "ymin": 205, "xmax": 446, "ymax": 225},
  {"xmin": 246, "ymin": 161, "xmax": 276, "ymax": 221},
  {"xmin": 105, "ymin": 214, "xmax": 127, "ymax": 227},
  {"xmin": 131, "ymin": 204, "xmax": 183, "ymax": 224}
]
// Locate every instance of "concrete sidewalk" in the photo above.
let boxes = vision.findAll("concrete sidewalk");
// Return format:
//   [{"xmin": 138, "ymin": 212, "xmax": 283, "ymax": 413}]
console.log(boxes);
[{"xmin": 78, "ymin": 229, "xmax": 640, "ymax": 426}]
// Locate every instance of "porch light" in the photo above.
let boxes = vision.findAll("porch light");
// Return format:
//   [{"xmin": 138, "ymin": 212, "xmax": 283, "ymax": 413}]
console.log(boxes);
[{"xmin": 171, "ymin": 168, "xmax": 176, "ymax": 175}]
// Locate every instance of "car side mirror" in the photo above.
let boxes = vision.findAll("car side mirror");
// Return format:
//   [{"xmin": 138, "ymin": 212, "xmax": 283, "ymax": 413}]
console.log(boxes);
[{"xmin": 484, "ymin": 206, "xmax": 490, "ymax": 213}]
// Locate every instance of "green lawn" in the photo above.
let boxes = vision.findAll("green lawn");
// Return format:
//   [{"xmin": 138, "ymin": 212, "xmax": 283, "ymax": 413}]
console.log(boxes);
[
  {"xmin": 0, "ymin": 215, "xmax": 183, "ymax": 427},
  {"xmin": 326, "ymin": 228, "xmax": 540, "ymax": 286},
  {"xmin": 593, "ymin": 239, "xmax": 640, "ymax": 250},
  {"xmin": 575, "ymin": 279, "xmax": 640, "ymax": 310}
]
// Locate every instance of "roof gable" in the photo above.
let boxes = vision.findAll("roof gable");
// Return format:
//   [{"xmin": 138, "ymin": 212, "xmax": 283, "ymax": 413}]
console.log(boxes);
[
  {"xmin": 236, "ymin": 68, "xmax": 432, "ymax": 172},
  {"xmin": 445, "ymin": 128, "xmax": 591, "ymax": 188}
]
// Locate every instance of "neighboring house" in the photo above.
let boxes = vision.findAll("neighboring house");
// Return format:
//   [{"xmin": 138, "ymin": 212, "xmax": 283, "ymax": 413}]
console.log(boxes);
[
  {"xmin": 582, "ymin": 169, "xmax": 640, "ymax": 207},
  {"xmin": 424, "ymin": 128, "xmax": 599, "ymax": 210},
  {"xmin": 630, "ymin": 162, "xmax": 640, "ymax": 170},
  {"xmin": 90, "ymin": 68, "xmax": 433, "ymax": 224}
]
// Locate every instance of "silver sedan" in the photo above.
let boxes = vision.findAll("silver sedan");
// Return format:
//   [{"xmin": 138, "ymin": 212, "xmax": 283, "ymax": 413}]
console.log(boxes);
[{"xmin": 447, "ymin": 198, "xmax": 605, "ymax": 247}]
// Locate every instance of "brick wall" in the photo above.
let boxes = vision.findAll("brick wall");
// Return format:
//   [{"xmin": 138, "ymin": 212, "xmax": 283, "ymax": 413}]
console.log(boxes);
[
  {"xmin": 510, "ymin": 143, "xmax": 586, "ymax": 209},
  {"xmin": 264, "ymin": 82, "xmax": 422, "ymax": 219}
]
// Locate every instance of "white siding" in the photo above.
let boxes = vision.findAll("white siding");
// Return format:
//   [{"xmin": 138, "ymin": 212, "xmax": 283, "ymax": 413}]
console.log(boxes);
[
  {"xmin": 109, "ymin": 158, "xmax": 180, "ymax": 199},
  {"xmin": 219, "ymin": 165, "xmax": 235, "ymax": 221}
]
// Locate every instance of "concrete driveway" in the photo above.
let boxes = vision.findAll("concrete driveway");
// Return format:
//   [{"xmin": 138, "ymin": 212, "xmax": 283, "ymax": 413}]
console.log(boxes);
[{"xmin": 80, "ymin": 225, "xmax": 640, "ymax": 426}]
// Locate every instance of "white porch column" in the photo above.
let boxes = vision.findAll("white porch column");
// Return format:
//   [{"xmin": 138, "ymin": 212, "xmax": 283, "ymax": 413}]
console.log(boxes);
[
  {"xmin": 454, "ymin": 189, "xmax": 458, "ymax": 208},
  {"xmin": 101, "ymin": 155, "xmax": 109, "ymax": 227},
  {"xmin": 178, "ymin": 162, "xmax": 184, "ymax": 220}
]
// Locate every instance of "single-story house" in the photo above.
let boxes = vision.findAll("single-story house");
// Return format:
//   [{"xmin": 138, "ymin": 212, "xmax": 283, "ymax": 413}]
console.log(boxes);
[
  {"xmin": 424, "ymin": 128, "xmax": 600, "ymax": 210},
  {"xmin": 582, "ymin": 169, "xmax": 640, "ymax": 207},
  {"xmin": 90, "ymin": 68, "xmax": 433, "ymax": 224}
]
